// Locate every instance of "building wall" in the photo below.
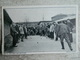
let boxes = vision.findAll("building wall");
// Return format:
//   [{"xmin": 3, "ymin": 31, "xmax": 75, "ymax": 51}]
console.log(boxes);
[
  {"xmin": 3, "ymin": 10, "xmax": 13, "ymax": 50},
  {"xmin": 4, "ymin": 22, "xmax": 11, "ymax": 37}
]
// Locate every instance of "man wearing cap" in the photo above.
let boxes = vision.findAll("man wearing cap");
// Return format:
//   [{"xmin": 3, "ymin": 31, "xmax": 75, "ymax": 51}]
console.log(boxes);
[
  {"xmin": 49, "ymin": 22, "xmax": 55, "ymax": 39},
  {"xmin": 57, "ymin": 21, "xmax": 73, "ymax": 51}
]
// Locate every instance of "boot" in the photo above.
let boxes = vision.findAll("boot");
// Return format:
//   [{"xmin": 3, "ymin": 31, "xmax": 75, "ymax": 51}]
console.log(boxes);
[
  {"xmin": 61, "ymin": 42, "xmax": 65, "ymax": 49},
  {"xmin": 55, "ymin": 37, "xmax": 58, "ymax": 41},
  {"xmin": 68, "ymin": 43, "xmax": 73, "ymax": 51}
]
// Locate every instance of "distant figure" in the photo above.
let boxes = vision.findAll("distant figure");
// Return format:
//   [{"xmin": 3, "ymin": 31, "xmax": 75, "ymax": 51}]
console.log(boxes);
[
  {"xmin": 10, "ymin": 23, "xmax": 18, "ymax": 47},
  {"xmin": 66, "ymin": 20, "xmax": 73, "ymax": 43},
  {"xmin": 39, "ymin": 23, "xmax": 45, "ymax": 36},
  {"xmin": 33, "ymin": 26, "xmax": 36, "ymax": 35},
  {"xmin": 15, "ymin": 24, "xmax": 20, "ymax": 43},
  {"xmin": 36, "ymin": 25, "xmax": 40, "ymax": 35},
  {"xmin": 54, "ymin": 22, "xmax": 59, "ymax": 41},
  {"xmin": 46, "ymin": 24, "xmax": 50, "ymax": 37},
  {"xmin": 19, "ymin": 25, "xmax": 24, "ymax": 42},
  {"xmin": 49, "ymin": 22, "xmax": 55, "ymax": 39},
  {"xmin": 23, "ymin": 25, "xmax": 28, "ymax": 39},
  {"xmin": 57, "ymin": 21, "xmax": 73, "ymax": 51}
]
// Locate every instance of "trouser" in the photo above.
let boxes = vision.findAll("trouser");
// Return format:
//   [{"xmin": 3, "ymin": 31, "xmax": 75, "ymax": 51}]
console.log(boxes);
[
  {"xmin": 12, "ymin": 34, "xmax": 17, "ymax": 46},
  {"xmin": 42, "ymin": 30, "xmax": 45, "ymax": 36},
  {"xmin": 24, "ymin": 33, "xmax": 27, "ymax": 39},
  {"xmin": 59, "ymin": 33, "xmax": 73, "ymax": 51},
  {"xmin": 39, "ymin": 30, "xmax": 43, "ymax": 36},
  {"xmin": 18, "ymin": 32, "xmax": 20, "ymax": 40},
  {"xmin": 50, "ymin": 32, "xmax": 54, "ymax": 39},
  {"xmin": 68, "ymin": 33, "xmax": 73, "ymax": 43},
  {"xmin": 55, "ymin": 34, "xmax": 58, "ymax": 41},
  {"xmin": 20, "ymin": 34, "xmax": 24, "ymax": 42},
  {"xmin": 16, "ymin": 34, "xmax": 19, "ymax": 43}
]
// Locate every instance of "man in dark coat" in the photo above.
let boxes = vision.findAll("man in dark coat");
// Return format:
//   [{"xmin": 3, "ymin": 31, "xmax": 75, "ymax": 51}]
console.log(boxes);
[
  {"xmin": 66, "ymin": 20, "xmax": 73, "ymax": 43},
  {"xmin": 54, "ymin": 22, "xmax": 59, "ymax": 41},
  {"xmin": 10, "ymin": 23, "xmax": 18, "ymax": 47},
  {"xmin": 15, "ymin": 24, "xmax": 20, "ymax": 43},
  {"xmin": 19, "ymin": 25, "xmax": 24, "ymax": 42},
  {"xmin": 49, "ymin": 22, "xmax": 55, "ymax": 39},
  {"xmin": 57, "ymin": 21, "xmax": 73, "ymax": 51},
  {"xmin": 23, "ymin": 25, "xmax": 27, "ymax": 39}
]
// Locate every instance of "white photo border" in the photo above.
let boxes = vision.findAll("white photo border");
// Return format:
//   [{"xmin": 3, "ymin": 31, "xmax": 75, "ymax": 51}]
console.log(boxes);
[{"xmin": 2, "ymin": 5, "xmax": 78, "ymax": 55}]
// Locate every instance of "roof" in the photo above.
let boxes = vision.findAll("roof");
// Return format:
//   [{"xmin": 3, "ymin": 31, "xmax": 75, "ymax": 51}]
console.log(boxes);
[
  {"xmin": 3, "ymin": 9, "xmax": 13, "ymax": 24},
  {"xmin": 55, "ymin": 15, "xmax": 76, "ymax": 22}
]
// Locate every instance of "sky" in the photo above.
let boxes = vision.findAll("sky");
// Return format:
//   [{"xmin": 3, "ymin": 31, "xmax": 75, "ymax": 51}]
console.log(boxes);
[{"xmin": 5, "ymin": 6, "xmax": 77, "ymax": 22}]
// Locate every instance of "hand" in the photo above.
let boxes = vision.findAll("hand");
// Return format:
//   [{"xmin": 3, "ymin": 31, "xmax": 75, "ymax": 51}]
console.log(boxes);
[
  {"xmin": 16, "ymin": 32, "xmax": 18, "ymax": 34},
  {"xmin": 70, "ymin": 32, "xmax": 72, "ymax": 34}
]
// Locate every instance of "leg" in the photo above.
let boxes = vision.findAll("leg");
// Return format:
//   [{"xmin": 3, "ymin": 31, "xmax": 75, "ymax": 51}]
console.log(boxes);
[
  {"xmin": 69, "ymin": 33, "xmax": 73, "ymax": 43},
  {"xmin": 55, "ymin": 37, "xmax": 58, "ymax": 41},
  {"xmin": 60, "ymin": 35, "xmax": 65, "ymax": 49},
  {"xmin": 50, "ymin": 32, "xmax": 54, "ymax": 39},
  {"xmin": 25, "ymin": 33, "xmax": 27, "ymax": 39},
  {"xmin": 55, "ymin": 34, "xmax": 58, "ymax": 41},
  {"xmin": 61, "ymin": 42, "xmax": 64, "ymax": 49},
  {"xmin": 21, "ymin": 34, "xmax": 24, "ymax": 42},
  {"xmin": 65, "ymin": 33, "xmax": 73, "ymax": 51},
  {"xmin": 24, "ymin": 33, "xmax": 26, "ymax": 38},
  {"xmin": 20, "ymin": 34, "xmax": 23, "ymax": 41},
  {"xmin": 16, "ymin": 34, "xmax": 19, "ymax": 43},
  {"xmin": 52, "ymin": 32, "xmax": 54, "ymax": 39},
  {"xmin": 13, "ymin": 35, "xmax": 17, "ymax": 47}
]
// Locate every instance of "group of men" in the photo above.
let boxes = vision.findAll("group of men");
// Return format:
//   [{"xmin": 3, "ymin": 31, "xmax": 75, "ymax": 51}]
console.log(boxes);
[
  {"xmin": 10, "ymin": 23, "xmax": 27, "ymax": 47},
  {"xmin": 10, "ymin": 19, "xmax": 74, "ymax": 51},
  {"xmin": 31, "ymin": 20, "xmax": 73, "ymax": 51}
]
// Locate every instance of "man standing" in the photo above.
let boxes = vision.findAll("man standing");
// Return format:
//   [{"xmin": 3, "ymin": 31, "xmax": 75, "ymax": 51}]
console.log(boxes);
[
  {"xmin": 49, "ymin": 22, "xmax": 55, "ymax": 39},
  {"xmin": 23, "ymin": 25, "xmax": 27, "ymax": 39},
  {"xmin": 10, "ymin": 23, "xmax": 18, "ymax": 47},
  {"xmin": 15, "ymin": 24, "xmax": 20, "ymax": 43},
  {"xmin": 54, "ymin": 22, "xmax": 59, "ymax": 41},
  {"xmin": 39, "ymin": 22, "xmax": 44, "ymax": 36},
  {"xmin": 66, "ymin": 20, "xmax": 73, "ymax": 43},
  {"xmin": 57, "ymin": 21, "xmax": 73, "ymax": 51},
  {"xmin": 19, "ymin": 25, "xmax": 24, "ymax": 42}
]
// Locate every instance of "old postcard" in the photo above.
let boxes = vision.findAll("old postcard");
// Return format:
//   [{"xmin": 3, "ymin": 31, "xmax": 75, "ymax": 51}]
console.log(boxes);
[{"xmin": 2, "ymin": 5, "xmax": 78, "ymax": 55}]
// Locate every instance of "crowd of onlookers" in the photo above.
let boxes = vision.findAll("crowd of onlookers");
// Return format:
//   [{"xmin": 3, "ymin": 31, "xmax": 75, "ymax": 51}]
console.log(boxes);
[{"xmin": 10, "ymin": 19, "xmax": 74, "ymax": 51}]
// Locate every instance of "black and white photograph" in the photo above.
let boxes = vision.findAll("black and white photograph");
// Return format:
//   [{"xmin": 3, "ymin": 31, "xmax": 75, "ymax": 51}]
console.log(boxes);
[{"xmin": 2, "ymin": 6, "xmax": 78, "ymax": 54}]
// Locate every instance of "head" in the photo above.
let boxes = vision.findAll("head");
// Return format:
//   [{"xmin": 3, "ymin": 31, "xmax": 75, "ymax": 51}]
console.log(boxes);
[
  {"xmin": 58, "ymin": 21, "xmax": 61, "ymax": 24},
  {"xmin": 63, "ymin": 20, "xmax": 67, "ymax": 24},
  {"xmin": 12, "ymin": 22, "xmax": 16, "ymax": 26},
  {"xmin": 53, "ymin": 22, "xmax": 57, "ymax": 26}
]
